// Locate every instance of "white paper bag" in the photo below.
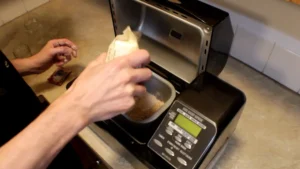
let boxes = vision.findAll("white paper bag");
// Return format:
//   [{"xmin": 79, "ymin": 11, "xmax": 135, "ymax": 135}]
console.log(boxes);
[{"xmin": 106, "ymin": 26, "xmax": 140, "ymax": 63}]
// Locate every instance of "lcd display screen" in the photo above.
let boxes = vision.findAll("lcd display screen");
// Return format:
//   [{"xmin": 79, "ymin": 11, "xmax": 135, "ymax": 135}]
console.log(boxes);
[{"xmin": 174, "ymin": 114, "xmax": 202, "ymax": 137}]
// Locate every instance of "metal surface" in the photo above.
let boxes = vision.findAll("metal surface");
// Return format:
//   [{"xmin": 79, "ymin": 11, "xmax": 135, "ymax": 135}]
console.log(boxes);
[
  {"xmin": 85, "ymin": 124, "xmax": 148, "ymax": 169},
  {"xmin": 110, "ymin": 0, "xmax": 211, "ymax": 83},
  {"xmin": 87, "ymin": 123, "xmax": 224, "ymax": 169},
  {"xmin": 198, "ymin": 105, "xmax": 245, "ymax": 169},
  {"xmin": 106, "ymin": 1, "xmax": 241, "ymax": 169},
  {"xmin": 204, "ymin": 138, "xmax": 229, "ymax": 169},
  {"xmin": 124, "ymin": 72, "xmax": 176, "ymax": 123},
  {"xmin": 140, "ymin": 36, "xmax": 198, "ymax": 83},
  {"xmin": 148, "ymin": 100, "xmax": 218, "ymax": 169}
]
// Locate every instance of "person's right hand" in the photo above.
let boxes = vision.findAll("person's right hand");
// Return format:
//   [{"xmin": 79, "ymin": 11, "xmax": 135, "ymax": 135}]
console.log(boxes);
[{"xmin": 63, "ymin": 49, "xmax": 152, "ymax": 123}]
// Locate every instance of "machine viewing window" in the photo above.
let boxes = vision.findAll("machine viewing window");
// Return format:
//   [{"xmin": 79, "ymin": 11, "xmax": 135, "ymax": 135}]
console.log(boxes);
[
  {"xmin": 174, "ymin": 114, "xmax": 202, "ymax": 137},
  {"xmin": 170, "ymin": 29, "xmax": 182, "ymax": 40}
]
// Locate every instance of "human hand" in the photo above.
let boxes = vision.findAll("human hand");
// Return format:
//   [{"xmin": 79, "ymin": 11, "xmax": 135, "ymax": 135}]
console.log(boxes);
[
  {"xmin": 29, "ymin": 39, "xmax": 78, "ymax": 73},
  {"xmin": 63, "ymin": 49, "xmax": 152, "ymax": 122}
]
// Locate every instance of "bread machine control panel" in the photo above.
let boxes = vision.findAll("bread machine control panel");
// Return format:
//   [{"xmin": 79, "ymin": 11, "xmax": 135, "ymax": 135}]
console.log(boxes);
[{"xmin": 148, "ymin": 101, "xmax": 217, "ymax": 169}]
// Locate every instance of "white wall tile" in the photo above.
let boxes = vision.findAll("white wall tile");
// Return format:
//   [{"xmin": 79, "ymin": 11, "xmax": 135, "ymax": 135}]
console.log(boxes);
[
  {"xmin": 232, "ymin": 22, "xmax": 238, "ymax": 34},
  {"xmin": 230, "ymin": 26, "xmax": 275, "ymax": 72},
  {"xmin": 229, "ymin": 15, "xmax": 238, "ymax": 34},
  {"xmin": 23, "ymin": 0, "xmax": 49, "ymax": 11},
  {"xmin": 263, "ymin": 45, "xmax": 300, "ymax": 92},
  {"xmin": 0, "ymin": 0, "xmax": 27, "ymax": 24}
]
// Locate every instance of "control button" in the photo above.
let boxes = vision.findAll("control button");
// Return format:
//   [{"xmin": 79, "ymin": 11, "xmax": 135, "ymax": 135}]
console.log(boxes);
[
  {"xmin": 154, "ymin": 139, "xmax": 163, "ymax": 147},
  {"xmin": 169, "ymin": 111, "xmax": 176, "ymax": 119},
  {"xmin": 189, "ymin": 137, "xmax": 198, "ymax": 144},
  {"xmin": 174, "ymin": 140, "xmax": 181, "ymax": 146},
  {"xmin": 180, "ymin": 144, "xmax": 187, "ymax": 151},
  {"xmin": 167, "ymin": 140, "xmax": 179, "ymax": 150},
  {"xmin": 184, "ymin": 141, "xmax": 192, "ymax": 149},
  {"xmin": 177, "ymin": 157, "xmax": 187, "ymax": 166},
  {"xmin": 177, "ymin": 108, "xmax": 184, "ymax": 114},
  {"xmin": 166, "ymin": 129, "xmax": 173, "ymax": 136},
  {"xmin": 169, "ymin": 121, "xmax": 184, "ymax": 135},
  {"xmin": 175, "ymin": 135, "xmax": 182, "ymax": 142},
  {"xmin": 158, "ymin": 134, "xmax": 165, "ymax": 140},
  {"xmin": 165, "ymin": 148, "xmax": 175, "ymax": 156},
  {"xmin": 166, "ymin": 126, "xmax": 174, "ymax": 136},
  {"xmin": 167, "ymin": 126, "xmax": 173, "ymax": 131}
]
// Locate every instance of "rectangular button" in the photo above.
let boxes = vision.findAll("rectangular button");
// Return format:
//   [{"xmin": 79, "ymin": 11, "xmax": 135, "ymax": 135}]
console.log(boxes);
[
  {"xmin": 177, "ymin": 108, "xmax": 184, "ymax": 114},
  {"xmin": 162, "ymin": 152, "xmax": 171, "ymax": 161},
  {"xmin": 169, "ymin": 121, "xmax": 183, "ymax": 135},
  {"xmin": 159, "ymin": 134, "xmax": 165, "ymax": 140}
]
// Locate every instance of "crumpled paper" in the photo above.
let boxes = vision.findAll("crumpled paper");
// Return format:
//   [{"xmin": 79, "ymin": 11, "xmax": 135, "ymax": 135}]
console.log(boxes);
[{"xmin": 106, "ymin": 26, "xmax": 140, "ymax": 63}]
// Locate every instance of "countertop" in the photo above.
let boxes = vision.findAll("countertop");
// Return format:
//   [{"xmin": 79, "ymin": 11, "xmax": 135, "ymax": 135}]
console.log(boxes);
[{"xmin": 0, "ymin": 0, "xmax": 300, "ymax": 168}]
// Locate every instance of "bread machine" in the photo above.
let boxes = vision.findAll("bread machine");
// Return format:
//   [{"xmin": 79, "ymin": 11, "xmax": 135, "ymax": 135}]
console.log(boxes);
[{"xmin": 67, "ymin": 0, "xmax": 246, "ymax": 168}]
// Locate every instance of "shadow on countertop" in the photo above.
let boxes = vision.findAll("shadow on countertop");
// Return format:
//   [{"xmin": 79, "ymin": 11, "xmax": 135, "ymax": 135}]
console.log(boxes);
[{"xmin": 30, "ymin": 64, "xmax": 85, "ymax": 94}]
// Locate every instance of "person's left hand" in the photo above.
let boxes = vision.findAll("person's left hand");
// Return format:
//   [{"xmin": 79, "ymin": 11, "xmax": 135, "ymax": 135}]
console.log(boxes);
[{"xmin": 29, "ymin": 39, "xmax": 78, "ymax": 73}]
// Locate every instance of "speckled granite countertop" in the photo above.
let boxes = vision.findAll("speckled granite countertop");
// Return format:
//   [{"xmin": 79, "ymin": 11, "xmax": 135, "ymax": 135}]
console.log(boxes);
[{"xmin": 0, "ymin": 0, "xmax": 300, "ymax": 168}]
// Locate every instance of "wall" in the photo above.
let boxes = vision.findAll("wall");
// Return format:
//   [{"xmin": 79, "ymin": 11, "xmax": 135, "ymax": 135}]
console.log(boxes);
[
  {"xmin": 200, "ymin": 0, "xmax": 300, "ymax": 94},
  {"xmin": 0, "ymin": 0, "xmax": 49, "ymax": 26}
]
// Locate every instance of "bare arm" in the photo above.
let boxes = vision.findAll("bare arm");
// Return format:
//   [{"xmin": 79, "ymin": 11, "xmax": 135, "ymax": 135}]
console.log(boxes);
[
  {"xmin": 0, "ymin": 94, "xmax": 87, "ymax": 169},
  {"xmin": 11, "ymin": 39, "xmax": 78, "ymax": 76},
  {"xmin": 0, "ymin": 50, "xmax": 151, "ymax": 169},
  {"xmin": 11, "ymin": 58, "xmax": 39, "ymax": 76}
]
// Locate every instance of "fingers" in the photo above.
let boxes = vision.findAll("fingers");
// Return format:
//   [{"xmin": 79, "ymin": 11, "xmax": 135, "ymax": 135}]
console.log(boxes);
[
  {"xmin": 52, "ymin": 39, "xmax": 78, "ymax": 50},
  {"xmin": 129, "ymin": 68, "xmax": 152, "ymax": 83},
  {"xmin": 56, "ymin": 55, "xmax": 71, "ymax": 62},
  {"xmin": 133, "ymin": 85, "xmax": 147, "ymax": 97},
  {"xmin": 56, "ymin": 61, "xmax": 65, "ymax": 67},
  {"xmin": 122, "ymin": 49, "xmax": 150, "ymax": 68},
  {"xmin": 125, "ymin": 83, "xmax": 146, "ymax": 98},
  {"xmin": 51, "ymin": 46, "xmax": 73, "ymax": 57},
  {"xmin": 55, "ymin": 55, "xmax": 70, "ymax": 66},
  {"xmin": 56, "ymin": 55, "xmax": 67, "ymax": 65},
  {"xmin": 51, "ymin": 46, "xmax": 74, "ymax": 66},
  {"xmin": 51, "ymin": 39, "xmax": 78, "ymax": 58}
]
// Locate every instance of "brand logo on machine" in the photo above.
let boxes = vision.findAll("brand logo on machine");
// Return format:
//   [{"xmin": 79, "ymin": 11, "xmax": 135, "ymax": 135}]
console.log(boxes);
[{"xmin": 168, "ymin": 0, "xmax": 181, "ymax": 4}]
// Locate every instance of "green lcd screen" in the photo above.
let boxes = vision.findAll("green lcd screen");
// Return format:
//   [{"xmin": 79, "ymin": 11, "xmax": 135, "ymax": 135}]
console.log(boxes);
[{"xmin": 174, "ymin": 114, "xmax": 202, "ymax": 137}]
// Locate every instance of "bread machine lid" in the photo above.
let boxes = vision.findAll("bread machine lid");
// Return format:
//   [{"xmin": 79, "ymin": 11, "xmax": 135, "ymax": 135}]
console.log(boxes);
[{"xmin": 109, "ymin": 0, "xmax": 212, "ymax": 84}]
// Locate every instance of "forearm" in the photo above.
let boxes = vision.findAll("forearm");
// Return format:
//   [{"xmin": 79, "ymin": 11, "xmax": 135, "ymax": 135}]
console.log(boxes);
[
  {"xmin": 0, "ymin": 93, "xmax": 88, "ymax": 169},
  {"xmin": 10, "ymin": 58, "xmax": 38, "ymax": 76}
]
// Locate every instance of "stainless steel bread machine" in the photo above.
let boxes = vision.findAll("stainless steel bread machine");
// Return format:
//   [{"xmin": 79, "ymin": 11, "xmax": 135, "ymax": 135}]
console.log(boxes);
[{"xmin": 67, "ymin": 0, "xmax": 246, "ymax": 168}]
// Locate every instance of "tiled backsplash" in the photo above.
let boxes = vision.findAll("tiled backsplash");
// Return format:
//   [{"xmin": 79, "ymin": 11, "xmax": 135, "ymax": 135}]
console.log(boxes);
[
  {"xmin": 264, "ymin": 45, "xmax": 300, "ymax": 92},
  {"xmin": 201, "ymin": 0, "xmax": 300, "ymax": 94},
  {"xmin": 231, "ymin": 25, "xmax": 300, "ymax": 93},
  {"xmin": 231, "ymin": 26, "xmax": 275, "ymax": 72},
  {"xmin": 0, "ymin": 0, "xmax": 49, "ymax": 25}
]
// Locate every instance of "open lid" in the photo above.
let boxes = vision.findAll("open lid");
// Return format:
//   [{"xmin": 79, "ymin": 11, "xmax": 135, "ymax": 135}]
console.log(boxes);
[
  {"xmin": 139, "ymin": 36, "xmax": 199, "ymax": 84},
  {"xmin": 109, "ymin": 0, "xmax": 213, "ymax": 84}
]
